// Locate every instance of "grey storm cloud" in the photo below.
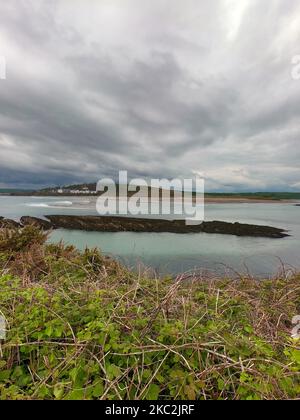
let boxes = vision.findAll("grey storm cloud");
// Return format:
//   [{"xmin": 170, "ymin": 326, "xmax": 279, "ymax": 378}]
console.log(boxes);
[{"xmin": 0, "ymin": 0, "xmax": 300, "ymax": 190}]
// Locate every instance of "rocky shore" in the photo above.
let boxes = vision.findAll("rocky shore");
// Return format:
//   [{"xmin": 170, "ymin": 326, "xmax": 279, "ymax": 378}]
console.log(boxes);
[{"xmin": 0, "ymin": 215, "xmax": 289, "ymax": 238}]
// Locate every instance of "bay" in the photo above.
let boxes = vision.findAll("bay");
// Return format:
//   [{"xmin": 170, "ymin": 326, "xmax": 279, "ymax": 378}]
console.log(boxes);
[{"xmin": 1, "ymin": 195, "xmax": 299, "ymax": 276}]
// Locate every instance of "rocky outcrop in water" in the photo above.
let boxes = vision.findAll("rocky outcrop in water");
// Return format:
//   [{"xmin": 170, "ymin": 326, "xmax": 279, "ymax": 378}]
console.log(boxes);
[
  {"xmin": 0, "ymin": 215, "xmax": 289, "ymax": 238},
  {"xmin": 20, "ymin": 216, "xmax": 53, "ymax": 230},
  {"xmin": 0, "ymin": 218, "xmax": 21, "ymax": 229},
  {"xmin": 45, "ymin": 215, "xmax": 289, "ymax": 238}
]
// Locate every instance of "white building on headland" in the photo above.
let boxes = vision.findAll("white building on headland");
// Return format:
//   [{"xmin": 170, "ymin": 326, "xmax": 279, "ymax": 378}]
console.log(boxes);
[{"xmin": 56, "ymin": 186, "xmax": 96, "ymax": 194}]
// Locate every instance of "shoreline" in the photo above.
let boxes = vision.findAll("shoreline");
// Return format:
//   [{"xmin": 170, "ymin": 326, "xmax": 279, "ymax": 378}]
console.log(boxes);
[
  {"xmin": 205, "ymin": 198, "xmax": 300, "ymax": 204},
  {"xmin": 2, "ymin": 193, "xmax": 300, "ymax": 205}
]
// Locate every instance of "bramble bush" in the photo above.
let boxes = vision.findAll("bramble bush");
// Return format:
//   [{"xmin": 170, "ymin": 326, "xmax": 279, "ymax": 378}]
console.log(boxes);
[{"xmin": 0, "ymin": 227, "xmax": 299, "ymax": 400}]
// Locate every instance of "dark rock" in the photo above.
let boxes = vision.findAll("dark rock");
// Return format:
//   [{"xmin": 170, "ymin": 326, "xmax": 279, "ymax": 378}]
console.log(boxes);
[
  {"xmin": 0, "ymin": 218, "xmax": 21, "ymax": 229},
  {"xmin": 20, "ymin": 216, "xmax": 54, "ymax": 230},
  {"xmin": 45, "ymin": 215, "xmax": 289, "ymax": 238}
]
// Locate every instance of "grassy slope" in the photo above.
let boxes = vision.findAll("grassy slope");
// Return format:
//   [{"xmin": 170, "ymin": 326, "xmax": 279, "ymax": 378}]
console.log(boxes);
[{"xmin": 0, "ymin": 227, "xmax": 299, "ymax": 400}]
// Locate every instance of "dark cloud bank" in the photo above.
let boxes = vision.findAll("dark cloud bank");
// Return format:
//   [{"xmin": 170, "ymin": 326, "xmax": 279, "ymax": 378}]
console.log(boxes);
[{"xmin": 0, "ymin": 0, "xmax": 300, "ymax": 191}]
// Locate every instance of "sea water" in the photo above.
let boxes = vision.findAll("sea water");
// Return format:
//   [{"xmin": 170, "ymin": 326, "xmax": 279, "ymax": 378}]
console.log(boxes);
[{"xmin": 1, "ymin": 196, "xmax": 300, "ymax": 276}]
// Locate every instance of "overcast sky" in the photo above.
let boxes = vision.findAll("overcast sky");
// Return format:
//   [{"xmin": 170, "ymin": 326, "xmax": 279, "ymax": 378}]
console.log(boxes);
[{"xmin": 0, "ymin": 0, "xmax": 300, "ymax": 191}]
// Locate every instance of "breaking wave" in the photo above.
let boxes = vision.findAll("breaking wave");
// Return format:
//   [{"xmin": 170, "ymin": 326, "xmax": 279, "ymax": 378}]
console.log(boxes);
[{"xmin": 26, "ymin": 201, "xmax": 73, "ymax": 208}]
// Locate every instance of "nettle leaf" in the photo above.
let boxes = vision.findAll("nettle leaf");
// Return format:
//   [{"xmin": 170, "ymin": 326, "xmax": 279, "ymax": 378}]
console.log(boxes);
[
  {"xmin": 145, "ymin": 384, "xmax": 160, "ymax": 400},
  {"xmin": 0, "ymin": 370, "xmax": 11, "ymax": 382},
  {"xmin": 106, "ymin": 364, "xmax": 121, "ymax": 380},
  {"xmin": 65, "ymin": 389, "xmax": 85, "ymax": 400},
  {"xmin": 38, "ymin": 385, "xmax": 50, "ymax": 399},
  {"xmin": 53, "ymin": 384, "xmax": 65, "ymax": 399},
  {"xmin": 92, "ymin": 381, "xmax": 104, "ymax": 398},
  {"xmin": 69, "ymin": 367, "xmax": 86, "ymax": 386},
  {"xmin": 244, "ymin": 325, "xmax": 254, "ymax": 334},
  {"xmin": 184, "ymin": 384, "xmax": 196, "ymax": 400},
  {"xmin": 290, "ymin": 349, "xmax": 300, "ymax": 365},
  {"xmin": 0, "ymin": 361, "xmax": 7, "ymax": 369},
  {"xmin": 45, "ymin": 325, "xmax": 53, "ymax": 337}
]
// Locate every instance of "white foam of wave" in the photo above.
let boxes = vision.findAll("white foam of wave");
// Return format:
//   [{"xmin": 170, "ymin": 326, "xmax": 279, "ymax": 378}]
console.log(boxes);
[
  {"xmin": 26, "ymin": 203, "xmax": 50, "ymax": 208},
  {"xmin": 26, "ymin": 201, "xmax": 73, "ymax": 208},
  {"xmin": 52, "ymin": 201, "xmax": 73, "ymax": 207}
]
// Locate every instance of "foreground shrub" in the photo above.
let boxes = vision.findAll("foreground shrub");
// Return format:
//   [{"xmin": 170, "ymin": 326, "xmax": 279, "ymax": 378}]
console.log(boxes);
[
  {"xmin": 0, "ymin": 228, "xmax": 299, "ymax": 400},
  {"xmin": 0, "ymin": 226, "xmax": 48, "ymax": 253}
]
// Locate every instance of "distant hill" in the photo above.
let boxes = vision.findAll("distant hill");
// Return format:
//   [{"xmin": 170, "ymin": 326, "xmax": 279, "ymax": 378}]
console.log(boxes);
[
  {"xmin": 41, "ymin": 184, "xmax": 300, "ymax": 200},
  {"xmin": 205, "ymin": 192, "xmax": 300, "ymax": 200},
  {"xmin": 40, "ymin": 183, "xmax": 97, "ymax": 192},
  {"xmin": 5, "ymin": 183, "xmax": 300, "ymax": 200},
  {"xmin": 0, "ymin": 188, "xmax": 33, "ymax": 194}
]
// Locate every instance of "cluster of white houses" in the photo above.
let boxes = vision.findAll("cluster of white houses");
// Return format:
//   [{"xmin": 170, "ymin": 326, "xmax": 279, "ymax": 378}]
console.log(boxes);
[{"xmin": 54, "ymin": 187, "xmax": 97, "ymax": 195}]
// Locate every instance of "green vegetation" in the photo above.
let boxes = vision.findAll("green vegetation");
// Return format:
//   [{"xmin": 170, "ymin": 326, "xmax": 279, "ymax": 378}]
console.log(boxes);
[
  {"xmin": 0, "ymin": 226, "xmax": 299, "ymax": 400},
  {"xmin": 205, "ymin": 192, "xmax": 300, "ymax": 200}
]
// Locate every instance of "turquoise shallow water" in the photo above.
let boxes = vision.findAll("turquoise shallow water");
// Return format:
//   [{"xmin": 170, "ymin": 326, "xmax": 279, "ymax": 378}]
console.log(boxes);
[{"xmin": 1, "ymin": 196, "xmax": 300, "ymax": 276}]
